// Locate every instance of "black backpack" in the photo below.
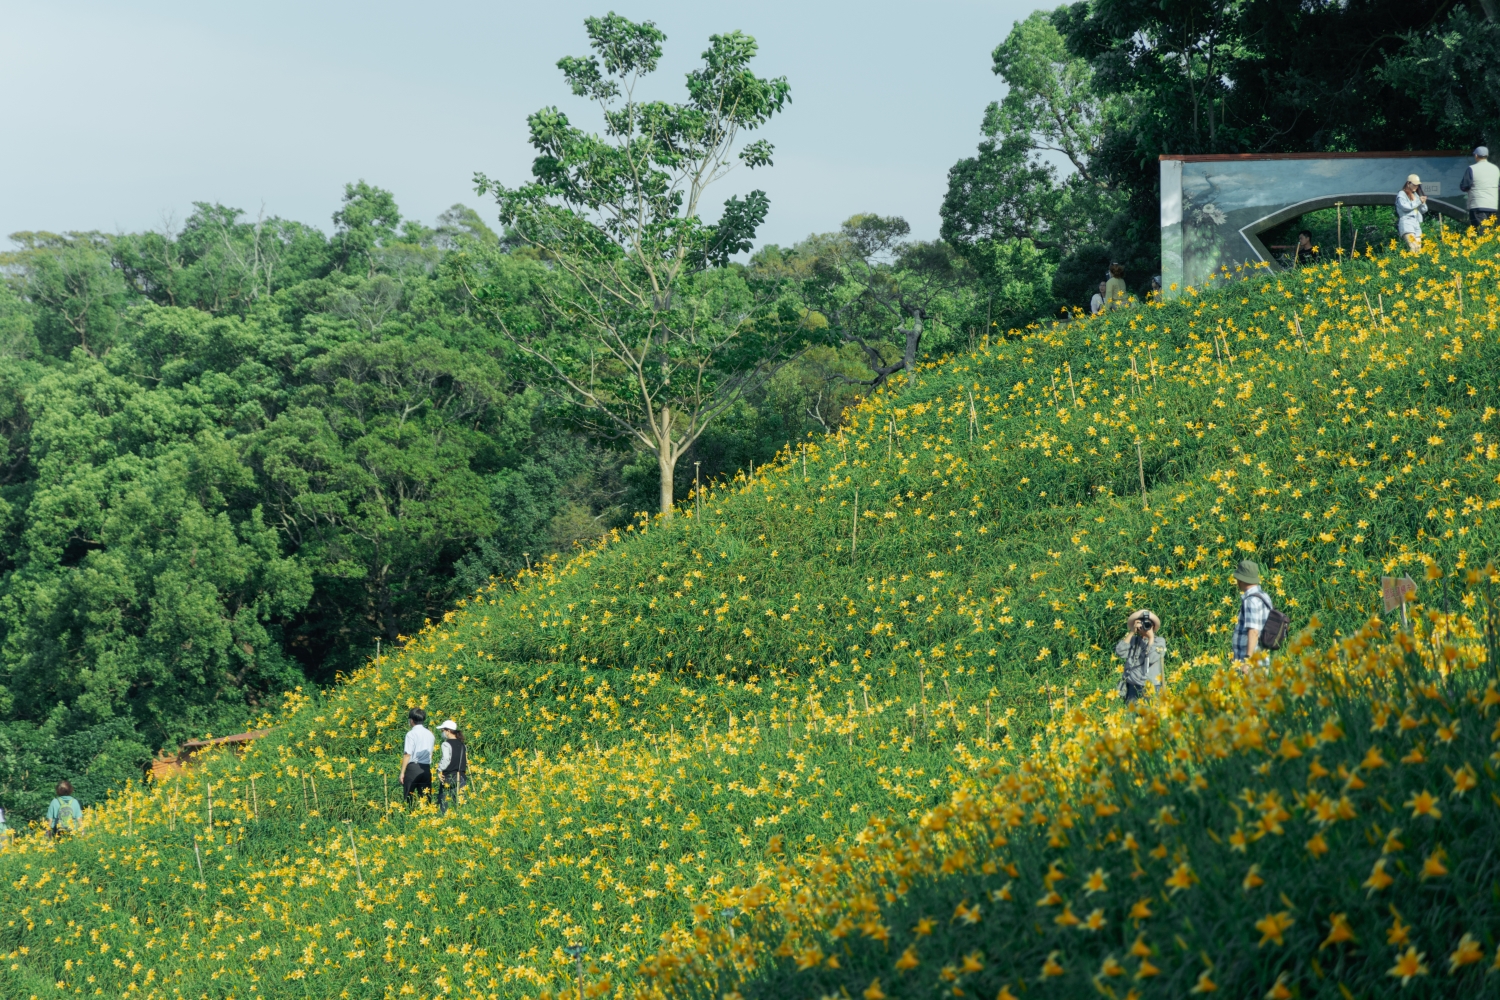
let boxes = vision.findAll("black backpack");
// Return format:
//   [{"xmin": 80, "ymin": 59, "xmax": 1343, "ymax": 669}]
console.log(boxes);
[{"xmin": 1250, "ymin": 592, "xmax": 1291, "ymax": 650}]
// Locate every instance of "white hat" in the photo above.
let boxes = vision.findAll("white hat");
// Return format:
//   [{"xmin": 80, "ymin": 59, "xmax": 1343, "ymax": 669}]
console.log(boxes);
[
  {"xmin": 1406, "ymin": 173, "xmax": 1422, "ymax": 186},
  {"xmin": 439, "ymin": 719, "xmax": 459, "ymax": 731}
]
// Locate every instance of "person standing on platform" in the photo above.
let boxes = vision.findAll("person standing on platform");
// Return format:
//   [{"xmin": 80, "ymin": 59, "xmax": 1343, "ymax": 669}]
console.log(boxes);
[{"xmin": 1460, "ymin": 146, "xmax": 1499, "ymax": 232}]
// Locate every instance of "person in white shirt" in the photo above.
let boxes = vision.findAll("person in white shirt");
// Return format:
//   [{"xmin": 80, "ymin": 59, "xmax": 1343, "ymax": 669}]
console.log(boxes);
[
  {"xmin": 1090, "ymin": 280, "xmax": 1106, "ymax": 315},
  {"xmin": 400, "ymin": 707, "xmax": 435, "ymax": 802},
  {"xmin": 1460, "ymin": 146, "xmax": 1499, "ymax": 232},
  {"xmin": 1397, "ymin": 174, "xmax": 1429, "ymax": 252}
]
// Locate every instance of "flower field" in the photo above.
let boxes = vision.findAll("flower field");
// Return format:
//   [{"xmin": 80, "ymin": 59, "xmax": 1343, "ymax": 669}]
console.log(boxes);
[{"xmin": 4, "ymin": 229, "xmax": 1500, "ymax": 999}]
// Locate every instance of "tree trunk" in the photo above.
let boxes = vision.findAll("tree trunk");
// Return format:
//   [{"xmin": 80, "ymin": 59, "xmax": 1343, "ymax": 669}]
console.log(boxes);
[
  {"xmin": 903, "ymin": 308, "xmax": 924, "ymax": 382},
  {"xmin": 659, "ymin": 451, "xmax": 676, "ymax": 515},
  {"xmin": 657, "ymin": 404, "xmax": 675, "ymax": 515}
]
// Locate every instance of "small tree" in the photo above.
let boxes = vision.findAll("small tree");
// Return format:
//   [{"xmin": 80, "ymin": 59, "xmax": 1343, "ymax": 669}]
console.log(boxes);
[
  {"xmin": 471, "ymin": 13, "xmax": 808, "ymax": 514},
  {"xmin": 789, "ymin": 215, "xmax": 967, "ymax": 388}
]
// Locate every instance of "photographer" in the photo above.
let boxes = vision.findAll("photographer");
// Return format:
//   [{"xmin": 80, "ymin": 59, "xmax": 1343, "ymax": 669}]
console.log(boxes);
[
  {"xmin": 1114, "ymin": 609, "xmax": 1165, "ymax": 704},
  {"xmin": 1397, "ymin": 175, "xmax": 1429, "ymax": 252}
]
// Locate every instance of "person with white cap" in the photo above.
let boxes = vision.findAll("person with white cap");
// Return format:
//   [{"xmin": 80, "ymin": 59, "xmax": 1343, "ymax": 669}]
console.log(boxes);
[
  {"xmin": 435, "ymin": 719, "xmax": 468, "ymax": 816},
  {"xmin": 1397, "ymin": 175, "xmax": 1429, "ymax": 252},
  {"xmin": 1114, "ymin": 608, "xmax": 1165, "ymax": 704},
  {"xmin": 1460, "ymin": 146, "xmax": 1499, "ymax": 232}
]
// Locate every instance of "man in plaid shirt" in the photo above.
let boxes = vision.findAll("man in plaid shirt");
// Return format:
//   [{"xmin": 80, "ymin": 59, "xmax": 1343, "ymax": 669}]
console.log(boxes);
[{"xmin": 1232, "ymin": 559, "xmax": 1273, "ymax": 664}]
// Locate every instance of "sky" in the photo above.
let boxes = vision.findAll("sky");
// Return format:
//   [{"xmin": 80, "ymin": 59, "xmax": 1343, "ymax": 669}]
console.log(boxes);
[{"xmin": 1, "ymin": 0, "xmax": 1049, "ymax": 250}]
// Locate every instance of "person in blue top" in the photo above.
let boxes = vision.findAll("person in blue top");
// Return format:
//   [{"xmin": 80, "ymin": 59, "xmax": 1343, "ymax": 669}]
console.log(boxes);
[
  {"xmin": 47, "ymin": 780, "xmax": 84, "ymax": 840},
  {"xmin": 1232, "ymin": 560, "xmax": 1274, "ymax": 666}
]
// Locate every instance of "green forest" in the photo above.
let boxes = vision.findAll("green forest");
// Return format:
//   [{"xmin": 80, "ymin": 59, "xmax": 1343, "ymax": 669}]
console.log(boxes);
[{"xmin": 1, "ymin": 0, "xmax": 1496, "ymax": 822}]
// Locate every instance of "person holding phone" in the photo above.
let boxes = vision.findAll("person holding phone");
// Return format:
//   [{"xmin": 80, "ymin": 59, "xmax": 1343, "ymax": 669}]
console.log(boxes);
[
  {"xmin": 1397, "ymin": 174, "xmax": 1429, "ymax": 252},
  {"xmin": 1114, "ymin": 609, "xmax": 1165, "ymax": 704}
]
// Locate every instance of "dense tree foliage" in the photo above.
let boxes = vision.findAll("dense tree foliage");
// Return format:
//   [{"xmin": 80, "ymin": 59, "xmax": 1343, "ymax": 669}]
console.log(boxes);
[
  {"xmin": 947, "ymin": 0, "xmax": 1500, "ymax": 306},
  {"xmin": 0, "ymin": 178, "xmax": 978, "ymax": 817}
]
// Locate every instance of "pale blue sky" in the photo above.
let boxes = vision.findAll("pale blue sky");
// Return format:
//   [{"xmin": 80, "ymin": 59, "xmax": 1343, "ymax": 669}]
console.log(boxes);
[{"xmin": 1, "ymin": 0, "xmax": 1048, "ymax": 249}]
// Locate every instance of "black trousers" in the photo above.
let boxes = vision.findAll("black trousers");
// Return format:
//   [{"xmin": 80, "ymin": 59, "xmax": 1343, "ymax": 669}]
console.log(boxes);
[
  {"xmin": 1469, "ymin": 208, "xmax": 1496, "ymax": 231},
  {"xmin": 437, "ymin": 772, "xmax": 466, "ymax": 815},
  {"xmin": 402, "ymin": 763, "xmax": 432, "ymax": 801}
]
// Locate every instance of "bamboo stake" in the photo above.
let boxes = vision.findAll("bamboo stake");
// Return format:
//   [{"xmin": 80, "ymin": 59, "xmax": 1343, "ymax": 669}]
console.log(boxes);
[
  {"xmin": 127, "ymin": 799, "xmax": 134, "ymax": 837},
  {"xmin": 801, "ymin": 443, "xmax": 806, "ymax": 478},
  {"xmin": 1362, "ymin": 291, "xmax": 1379, "ymax": 327},
  {"xmin": 1147, "ymin": 346, "xmax": 1158, "ymax": 391},
  {"xmin": 985, "ymin": 699, "xmax": 992, "ymax": 745},
  {"xmin": 194, "ymin": 840, "xmax": 205, "ymax": 885},
  {"xmin": 851, "ymin": 487, "xmax": 859, "ymax": 557},
  {"xmin": 862, "ymin": 687, "xmax": 871, "ymax": 717},
  {"xmin": 1137, "ymin": 441, "xmax": 1148, "ymax": 509},
  {"xmin": 311, "ymin": 775, "xmax": 319, "ymax": 813},
  {"xmin": 1456, "ymin": 273, "xmax": 1463, "ymax": 315},
  {"xmin": 301, "ymin": 774, "xmax": 308, "ymax": 813},
  {"xmin": 1065, "ymin": 363, "xmax": 1076, "ymax": 403},
  {"xmin": 918, "ymin": 666, "xmax": 929, "ymax": 740},
  {"xmin": 349, "ymin": 768, "xmax": 357, "ymax": 805},
  {"xmin": 1293, "ymin": 315, "xmax": 1307, "ymax": 353},
  {"xmin": 250, "ymin": 776, "xmax": 258, "ymax": 821},
  {"xmin": 383, "ymin": 774, "xmax": 390, "ymax": 814},
  {"xmin": 345, "ymin": 820, "xmax": 365, "ymax": 886},
  {"xmin": 206, "ymin": 781, "xmax": 213, "ymax": 831},
  {"xmin": 1213, "ymin": 336, "xmax": 1222, "ymax": 363},
  {"xmin": 968, "ymin": 389, "xmax": 978, "ymax": 441},
  {"xmin": 1130, "ymin": 356, "xmax": 1141, "ymax": 395}
]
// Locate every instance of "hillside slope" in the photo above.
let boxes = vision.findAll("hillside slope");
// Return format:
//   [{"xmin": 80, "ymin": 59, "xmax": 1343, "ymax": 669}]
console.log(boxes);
[{"xmin": 4, "ymin": 232, "xmax": 1500, "ymax": 999}]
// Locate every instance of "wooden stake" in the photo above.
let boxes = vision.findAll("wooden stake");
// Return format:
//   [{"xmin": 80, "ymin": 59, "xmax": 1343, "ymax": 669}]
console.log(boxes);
[
  {"xmin": 1137, "ymin": 441, "xmax": 1148, "ymax": 509},
  {"xmin": 918, "ymin": 666, "xmax": 929, "ymax": 740},
  {"xmin": 311, "ymin": 775, "xmax": 319, "ymax": 813},
  {"xmin": 301, "ymin": 774, "xmax": 308, "ymax": 813},
  {"xmin": 1065, "ymin": 363, "xmax": 1076, "ymax": 403},
  {"xmin": 1130, "ymin": 355, "xmax": 1141, "ymax": 395},
  {"xmin": 862, "ymin": 687, "xmax": 871, "ymax": 717},
  {"xmin": 194, "ymin": 840, "xmax": 205, "ymax": 884},
  {"xmin": 349, "ymin": 768, "xmax": 357, "ymax": 805},
  {"xmin": 1213, "ymin": 336, "xmax": 1222, "ymax": 363},
  {"xmin": 1147, "ymin": 347, "xmax": 1158, "ymax": 391},
  {"xmin": 346, "ymin": 820, "xmax": 365, "ymax": 886},
  {"xmin": 250, "ymin": 776, "xmax": 258, "ymax": 821},
  {"xmin": 127, "ymin": 799, "xmax": 134, "ymax": 837},
  {"xmin": 1456, "ymin": 273, "xmax": 1463, "ymax": 315},
  {"xmin": 206, "ymin": 781, "xmax": 213, "ymax": 831},
  {"xmin": 851, "ymin": 487, "xmax": 859, "ymax": 557}
]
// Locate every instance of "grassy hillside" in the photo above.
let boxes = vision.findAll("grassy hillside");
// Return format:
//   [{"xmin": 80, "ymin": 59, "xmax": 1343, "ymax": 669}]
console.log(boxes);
[
  {"xmin": 647, "ymin": 605, "xmax": 1500, "ymax": 1000},
  {"xmin": 4, "ymin": 230, "xmax": 1500, "ymax": 1000}
]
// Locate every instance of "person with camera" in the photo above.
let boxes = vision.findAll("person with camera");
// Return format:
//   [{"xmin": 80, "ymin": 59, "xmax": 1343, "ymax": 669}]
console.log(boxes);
[
  {"xmin": 1114, "ymin": 609, "xmax": 1165, "ymax": 704},
  {"xmin": 1397, "ymin": 174, "xmax": 1429, "ymax": 252}
]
